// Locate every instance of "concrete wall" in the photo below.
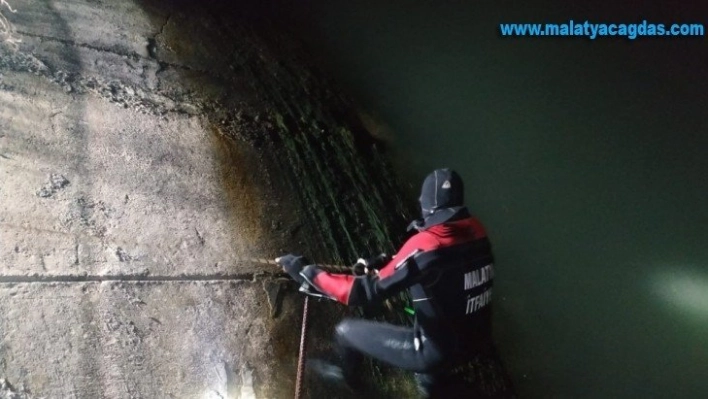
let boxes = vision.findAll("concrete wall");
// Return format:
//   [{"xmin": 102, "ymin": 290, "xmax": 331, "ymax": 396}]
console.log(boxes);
[{"xmin": 0, "ymin": 1, "xmax": 412, "ymax": 397}]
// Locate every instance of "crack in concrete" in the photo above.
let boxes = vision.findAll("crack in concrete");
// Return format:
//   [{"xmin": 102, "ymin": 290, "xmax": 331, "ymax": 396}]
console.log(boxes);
[
  {"xmin": 0, "ymin": 272, "xmax": 286, "ymax": 284},
  {"xmin": 156, "ymin": 15, "xmax": 170, "ymax": 39},
  {"xmin": 1, "ymin": 49, "xmax": 197, "ymax": 115},
  {"xmin": 13, "ymin": 28, "xmax": 218, "ymax": 79},
  {"xmin": 142, "ymin": 14, "xmax": 223, "ymax": 78},
  {"xmin": 73, "ymin": 242, "xmax": 80, "ymax": 266},
  {"xmin": 146, "ymin": 15, "xmax": 169, "ymax": 60},
  {"xmin": 147, "ymin": 15, "xmax": 171, "ymax": 77},
  {"xmin": 15, "ymin": 29, "xmax": 142, "ymax": 60}
]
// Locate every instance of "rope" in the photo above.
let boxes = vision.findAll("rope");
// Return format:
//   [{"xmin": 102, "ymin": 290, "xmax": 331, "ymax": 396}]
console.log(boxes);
[
  {"xmin": 0, "ymin": 222, "xmax": 352, "ymax": 274},
  {"xmin": 255, "ymin": 257, "xmax": 351, "ymax": 274},
  {"xmin": 294, "ymin": 296, "xmax": 310, "ymax": 399},
  {"xmin": 264, "ymin": 258, "xmax": 351, "ymax": 399},
  {"xmin": 2, "ymin": 224, "xmax": 358, "ymax": 399},
  {"xmin": 267, "ymin": 259, "xmax": 357, "ymax": 399}
]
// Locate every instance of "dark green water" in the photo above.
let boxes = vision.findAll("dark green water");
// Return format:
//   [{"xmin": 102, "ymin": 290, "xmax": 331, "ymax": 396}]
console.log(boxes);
[{"xmin": 285, "ymin": 1, "xmax": 708, "ymax": 397}]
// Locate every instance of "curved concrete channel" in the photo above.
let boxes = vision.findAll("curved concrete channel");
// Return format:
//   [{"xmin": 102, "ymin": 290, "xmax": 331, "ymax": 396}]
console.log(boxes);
[{"xmin": 0, "ymin": 1, "xmax": 513, "ymax": 398}]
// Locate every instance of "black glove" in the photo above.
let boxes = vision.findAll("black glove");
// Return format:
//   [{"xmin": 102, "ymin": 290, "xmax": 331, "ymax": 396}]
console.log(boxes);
[
  {"xmin": 299, "ymin": 265, "xmax": 329, "ymax": 298},
  {"xmin": 353, "ymin": 253, "xmax": 390, "ymax": 274},
  {"xmin": 275, "ymin": 254, "xmax": 310, "ymax": 284}
]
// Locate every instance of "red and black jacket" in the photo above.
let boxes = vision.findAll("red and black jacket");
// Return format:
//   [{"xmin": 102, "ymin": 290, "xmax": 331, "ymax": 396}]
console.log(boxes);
[{"xmin": 300, "ymin": 215, "xmax": 494, "ymax": 350}]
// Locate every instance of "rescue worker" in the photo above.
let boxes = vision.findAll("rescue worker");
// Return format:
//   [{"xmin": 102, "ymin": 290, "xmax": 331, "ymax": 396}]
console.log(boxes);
[{"xmin": 277, "ymin": 168, "xmax": 495, "ymax": 397}]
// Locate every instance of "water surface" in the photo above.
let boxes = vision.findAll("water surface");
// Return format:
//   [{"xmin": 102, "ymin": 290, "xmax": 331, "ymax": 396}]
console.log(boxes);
[{"xmin": 288, "ymin": 1, "xmax": 708, "ymax": 397}]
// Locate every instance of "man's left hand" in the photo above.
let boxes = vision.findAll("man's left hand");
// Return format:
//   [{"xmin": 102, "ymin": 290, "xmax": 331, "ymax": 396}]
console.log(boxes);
[{"xmin": 275, "ymin": 254, "xmax": 309, "ymax": 284}]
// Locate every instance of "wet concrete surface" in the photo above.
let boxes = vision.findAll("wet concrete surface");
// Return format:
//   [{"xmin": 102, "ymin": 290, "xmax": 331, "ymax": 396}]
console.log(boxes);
[
  {"xmin": 0, "ymin": 281, "xmax": 278, "ymax": 398},
  {"xmin": 0, "ymin": 0, "xmax": 420, "ymax": 397}
]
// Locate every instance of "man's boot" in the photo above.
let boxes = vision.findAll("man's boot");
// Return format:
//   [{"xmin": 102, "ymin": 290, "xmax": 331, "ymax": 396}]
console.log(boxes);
[{"xmin": 307, "ymin": 358, "xmax": 363, "ymax": 393}]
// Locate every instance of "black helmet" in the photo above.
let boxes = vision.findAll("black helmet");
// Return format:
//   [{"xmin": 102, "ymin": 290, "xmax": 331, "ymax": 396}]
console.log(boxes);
[
  {"xmin": 409, "ymin": 168, "xmax": 468, "ymax": 231},
  {"xmin": 419, "ymin": 168, "xmax": 464, "ymax": 215}
]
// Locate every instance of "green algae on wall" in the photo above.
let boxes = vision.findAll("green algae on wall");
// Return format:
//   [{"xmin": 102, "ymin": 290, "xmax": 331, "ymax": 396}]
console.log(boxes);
[{"xmin": 231, "ymin": 23, "xmax": 412, "ymax": 263}]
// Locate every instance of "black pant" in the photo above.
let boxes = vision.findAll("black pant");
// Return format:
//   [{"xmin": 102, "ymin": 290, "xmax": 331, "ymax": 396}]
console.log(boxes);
[
  {"xmin": 334, "ymin": 318, "xmax": 451, "ymax": 397},
  {"xmin": 335, "ymin": 318, "xmax": 446, "ymax": 372}
]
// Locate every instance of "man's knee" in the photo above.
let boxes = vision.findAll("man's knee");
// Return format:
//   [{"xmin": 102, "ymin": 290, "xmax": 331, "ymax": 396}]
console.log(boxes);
[
  {"xmin": 334, "ymin": 319, "xmax": 360, "ymax": 352},
  {"xmin": 335, "ymin": 318, "xmax": 367, "ymax": 344},
  {"xmin": 334, "ymin": 318, "xmax": 385, "ymax": 360},
  {"xmin": 334, "ymin": 318, "xmax": 353, "ymax": 337}
]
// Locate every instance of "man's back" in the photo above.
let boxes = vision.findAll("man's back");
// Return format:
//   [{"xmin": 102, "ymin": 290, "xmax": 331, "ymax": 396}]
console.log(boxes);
[{"xmin": 407, "ymin": 216, "xmax": 495, "ymax": 357}]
